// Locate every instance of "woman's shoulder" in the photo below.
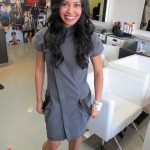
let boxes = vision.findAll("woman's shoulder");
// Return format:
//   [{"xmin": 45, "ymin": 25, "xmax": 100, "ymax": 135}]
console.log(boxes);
[
  {"xmin": 32, "ymin": 27, "xmax": 49, "ymax": 51},
  {"xmin": 91, "ymin": 32, "xmax": 102, "ymax": 45},
  {"xmin": 35, "ymin": 27, "xmax": 49, "ymax": 37},
  {"xmin": 91, "ymin": 32, "xmax": 99, "ymax": 40},
  {"xmin": 90, "ymin": 32, "xmax": 104, "ymax": 55}
]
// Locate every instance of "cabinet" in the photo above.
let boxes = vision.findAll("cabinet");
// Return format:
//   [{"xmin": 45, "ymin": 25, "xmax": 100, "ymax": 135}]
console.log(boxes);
[
  {"xmin": 95, "ymin": 32, "xmax": 112, "ymax": 44},
  {"xmin": 106, "ymin": 35, "xmax": 134, "ymax": 47}
]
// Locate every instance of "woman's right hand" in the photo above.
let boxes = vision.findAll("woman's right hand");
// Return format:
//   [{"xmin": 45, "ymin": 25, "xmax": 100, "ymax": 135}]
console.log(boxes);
[{"xmin": 36, "ymin": 100, "xmax": 44, "ymax": 114}]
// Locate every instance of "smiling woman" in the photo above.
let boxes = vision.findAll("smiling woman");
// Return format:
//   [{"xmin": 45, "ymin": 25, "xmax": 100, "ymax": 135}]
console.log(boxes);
[{"xmin": 32, "ymin": 0, "xmax": 104, "ymax": 149}]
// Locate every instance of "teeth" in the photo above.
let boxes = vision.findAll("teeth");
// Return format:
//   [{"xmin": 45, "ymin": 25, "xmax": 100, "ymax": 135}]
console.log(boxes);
[{"xmin": 66, "ymin": 16, "xmax": 75, "ymax": 19}]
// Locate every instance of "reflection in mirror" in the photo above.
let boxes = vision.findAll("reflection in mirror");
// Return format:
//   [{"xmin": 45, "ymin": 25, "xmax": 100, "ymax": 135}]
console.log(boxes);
[
  {"xmin": 89, "ymin": 0, "xmax": 109, "ymax": 22},
  {"xmin": 140, "ymin": 0, "xmax": 150, "ymax": 31}
]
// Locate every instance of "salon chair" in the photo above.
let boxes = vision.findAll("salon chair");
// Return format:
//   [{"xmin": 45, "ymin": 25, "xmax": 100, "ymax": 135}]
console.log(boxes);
[
  {"xmin": 88, "ymin": 44, "xmax": 120, "ymax": 73},
  {"xmin": 108, "ymin": 54, "xmax": 150, "ymax": 113},
  {"xmin": 87, "ymin": 67, "xmax": 149, "ymax": 150},
  {"xmin": 102, "ymin": 44, "xmax": 120, "ymax": 62}
]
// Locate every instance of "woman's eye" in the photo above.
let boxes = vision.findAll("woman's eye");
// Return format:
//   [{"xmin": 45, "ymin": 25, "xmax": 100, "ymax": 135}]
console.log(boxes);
[
  {"xmin": 74, "ymin": 3, "xmax": 81, "ymax": 8},
  {"xmin": 61, "ymin": 2, "xmax": 68, "ymax": 7}
]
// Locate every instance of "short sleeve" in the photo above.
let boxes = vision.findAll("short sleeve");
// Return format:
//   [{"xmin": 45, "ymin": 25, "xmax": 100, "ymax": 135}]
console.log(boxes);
[
  {"xmin": 90, "ymin": 32, "xmax": 104, "ymax": 57},
  {"xmin": 32, "ymin": 27, "xmax": 48, "ymax": 52}
]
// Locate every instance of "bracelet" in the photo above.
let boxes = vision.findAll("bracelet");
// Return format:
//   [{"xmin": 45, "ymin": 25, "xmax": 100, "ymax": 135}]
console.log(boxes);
[{"xmin": 92, "ymin": 100, "xmax": 103, "ymax": 111}]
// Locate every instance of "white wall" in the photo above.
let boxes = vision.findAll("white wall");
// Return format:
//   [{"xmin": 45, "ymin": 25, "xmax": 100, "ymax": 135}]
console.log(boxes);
[{"xmin": 107, "ymin": 0, "xmax": 145, "ymax": 28}]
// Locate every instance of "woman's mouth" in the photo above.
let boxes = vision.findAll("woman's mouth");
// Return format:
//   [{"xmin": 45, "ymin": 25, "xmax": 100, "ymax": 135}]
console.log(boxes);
[{"xmin": 65, "ymin": 15, "xmax": 76, "ymax": 20}]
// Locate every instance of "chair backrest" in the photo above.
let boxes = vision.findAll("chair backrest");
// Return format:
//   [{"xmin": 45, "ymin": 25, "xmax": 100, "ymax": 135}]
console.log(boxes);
[
  {"xmin": 110, "ymin": 54, "xmax": 150, "ymax": 73},
  {"xmin": 88, "ymin": 54, "xmax": 107, "ymax": 73},
  {"xmin": 102, "ymin": 44, "xmax": 120, "ymax": 62},
  {"xmin": 103, "ymin": 67, "xmax": 150, "ymax": 107},
  {"xmin": 108, "ymin": 55, "xmax": 150, "ymax": 106}
]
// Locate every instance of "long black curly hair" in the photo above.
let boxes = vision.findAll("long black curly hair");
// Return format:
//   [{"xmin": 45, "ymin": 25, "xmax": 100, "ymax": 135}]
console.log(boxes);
[{"xmin": 44, "ymin": 0, "xmax": 95, "ymax": 69}]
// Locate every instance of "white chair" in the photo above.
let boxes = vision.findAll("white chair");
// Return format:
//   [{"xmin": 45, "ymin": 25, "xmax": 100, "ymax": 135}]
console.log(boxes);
[
  {"xmin": 108, "ymin": 54, "xmax": 150, "ymax": 113},
  {"xmin": 88, "ymin": 44, "xmax": 120, "ymax": 72},
  {"xmin": 102, "ymin": 44, "xmax": 120, "ymax": 62},
  {"xmin": 88, "ymin": 54, "xmax": 107, "ymax": 73},
  {"xmin": 87, "ymin": 67, "xmax": 149, "ymax": 150}
]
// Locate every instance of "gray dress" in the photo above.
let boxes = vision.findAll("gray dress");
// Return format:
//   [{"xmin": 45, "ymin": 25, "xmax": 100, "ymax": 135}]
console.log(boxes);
[{"xmin": 32, "ymin": 26, "xmax": 104, "ymax": 141}]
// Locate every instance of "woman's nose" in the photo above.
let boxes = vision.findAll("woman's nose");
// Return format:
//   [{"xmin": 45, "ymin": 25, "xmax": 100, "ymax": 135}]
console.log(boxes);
[{"xmin": 67, "ymin": 5, "xmax": 74, "ymax": 13}]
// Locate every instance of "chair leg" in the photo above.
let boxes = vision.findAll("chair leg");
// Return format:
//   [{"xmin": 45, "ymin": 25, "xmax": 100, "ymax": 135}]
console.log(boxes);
[
  {"xmin": 132, "ymin": 122, "xmax": 144, "ymax": 142},
  {"xmin": 114, "ymin": 136, "xmax": 123, "ymax": 150},
  {"xmin": 145, "ymin": 106, "xmax": 150, "ymax": 114},
  {"xmin": 101, "ymin": 140, "xmax": 105, "ymax": 150}
]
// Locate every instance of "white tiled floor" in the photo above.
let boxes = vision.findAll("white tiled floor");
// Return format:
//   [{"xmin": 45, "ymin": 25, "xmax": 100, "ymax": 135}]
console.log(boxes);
[{"xmin": 0, "ymin": 44, "xmax": 149, "ymax": 150}]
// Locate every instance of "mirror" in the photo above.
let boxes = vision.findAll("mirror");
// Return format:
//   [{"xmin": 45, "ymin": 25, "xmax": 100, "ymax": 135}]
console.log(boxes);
[
  {"xmin": 140, "ymin": 0, "xmax": 150, "ymax": 31},
  {"xmin": 89, "ymin": 0, "xmax": 109, "ymax": 22}
]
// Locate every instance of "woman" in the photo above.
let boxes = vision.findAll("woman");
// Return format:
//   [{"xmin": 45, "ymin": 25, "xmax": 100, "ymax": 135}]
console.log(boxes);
[
  {"xmin": 9, "ymin": 0, "xmax": 24, "ymax": 29},
  {"xmin": 30, "ymin": 2, "xmax": 39, "ymax": 28},
  {"xmin": 23, "ymin": 10, "xmax": 31, "ymax": 30},
  {"xmin": 32, "ymin": 0, "xmax": 103, "ymax": 150}
]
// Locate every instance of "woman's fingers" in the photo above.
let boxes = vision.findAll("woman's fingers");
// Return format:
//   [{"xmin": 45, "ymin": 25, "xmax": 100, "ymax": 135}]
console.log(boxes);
[{"xmin": 90, "ymin": 108, "xmax": 100, "ymax": 118}]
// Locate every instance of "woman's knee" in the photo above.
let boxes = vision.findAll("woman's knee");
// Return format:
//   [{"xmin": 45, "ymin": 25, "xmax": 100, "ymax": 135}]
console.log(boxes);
[
  {"xmin": 69, "ymin": 136, "xmax": 82, "ymax": 150},
  {"xmin": 70, "ymin": 136, "xmax": 82, "ymax": 143},
  {"xmin": 43, "ymin": 140, "xmax": 61, "ymax": 150},
  {"xmin": 50, "ymin": 140, "xmax": 61, "ymax": 149},
  {"xmin": 52, "ymin": 141, "xmax": 61, "ymax": 148}
]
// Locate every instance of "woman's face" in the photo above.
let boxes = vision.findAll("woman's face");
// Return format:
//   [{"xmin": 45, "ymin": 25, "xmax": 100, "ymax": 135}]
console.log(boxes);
[
  {"xmin": 16, "ymin": 0, "xmax": 21, "ymax": 7},
  {"xmin": 24, "ymin": 11, "xmax": 27, "ymax": 16},
  {"xmin": 59, "ymin": 0, "xmax": 82, "ymax": 27}
]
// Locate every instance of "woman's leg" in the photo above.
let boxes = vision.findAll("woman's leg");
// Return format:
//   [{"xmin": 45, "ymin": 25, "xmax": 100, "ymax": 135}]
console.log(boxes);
[
  {"xmin": 42, "ymin": 140, "xmax": 61, "ymax": 150},
  {"xmin": 69, "ymin": 136, "xmax": 82, "ymax": 150}
]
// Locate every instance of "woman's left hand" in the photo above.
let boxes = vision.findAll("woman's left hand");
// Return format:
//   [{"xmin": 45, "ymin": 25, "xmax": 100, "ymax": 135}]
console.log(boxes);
[{"xmin": 90, "ymin": 108, "xmax": 100, "ymax": 118}]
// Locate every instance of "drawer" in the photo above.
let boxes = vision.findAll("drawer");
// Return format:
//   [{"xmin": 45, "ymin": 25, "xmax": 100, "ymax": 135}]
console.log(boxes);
[
  {"xmin": 107, "ymin": 36, "xmax": 124, "ymax": 44},
  {"xmin": 106, "ymin": 41, "xmax": 124, "ymax": 47},
  {"xmin": 95, "ymin": 33, "xmax": 106, "ymax": 40}
]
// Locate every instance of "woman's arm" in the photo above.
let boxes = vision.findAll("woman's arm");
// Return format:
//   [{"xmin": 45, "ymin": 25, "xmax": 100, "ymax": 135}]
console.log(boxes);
[
  {"xmin": 90, "ymin": 54, "xmax": 103, "ymax": 118},
  {"xmin": 35, "ymin": 51, "xmax": 45, "ymax": 114}
]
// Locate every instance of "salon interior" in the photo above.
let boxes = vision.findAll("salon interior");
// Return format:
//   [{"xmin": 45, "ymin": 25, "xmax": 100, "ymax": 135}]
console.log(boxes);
[{"xmin": 0, "ymin": 0, "xmax": 150, "ymax": 150}]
